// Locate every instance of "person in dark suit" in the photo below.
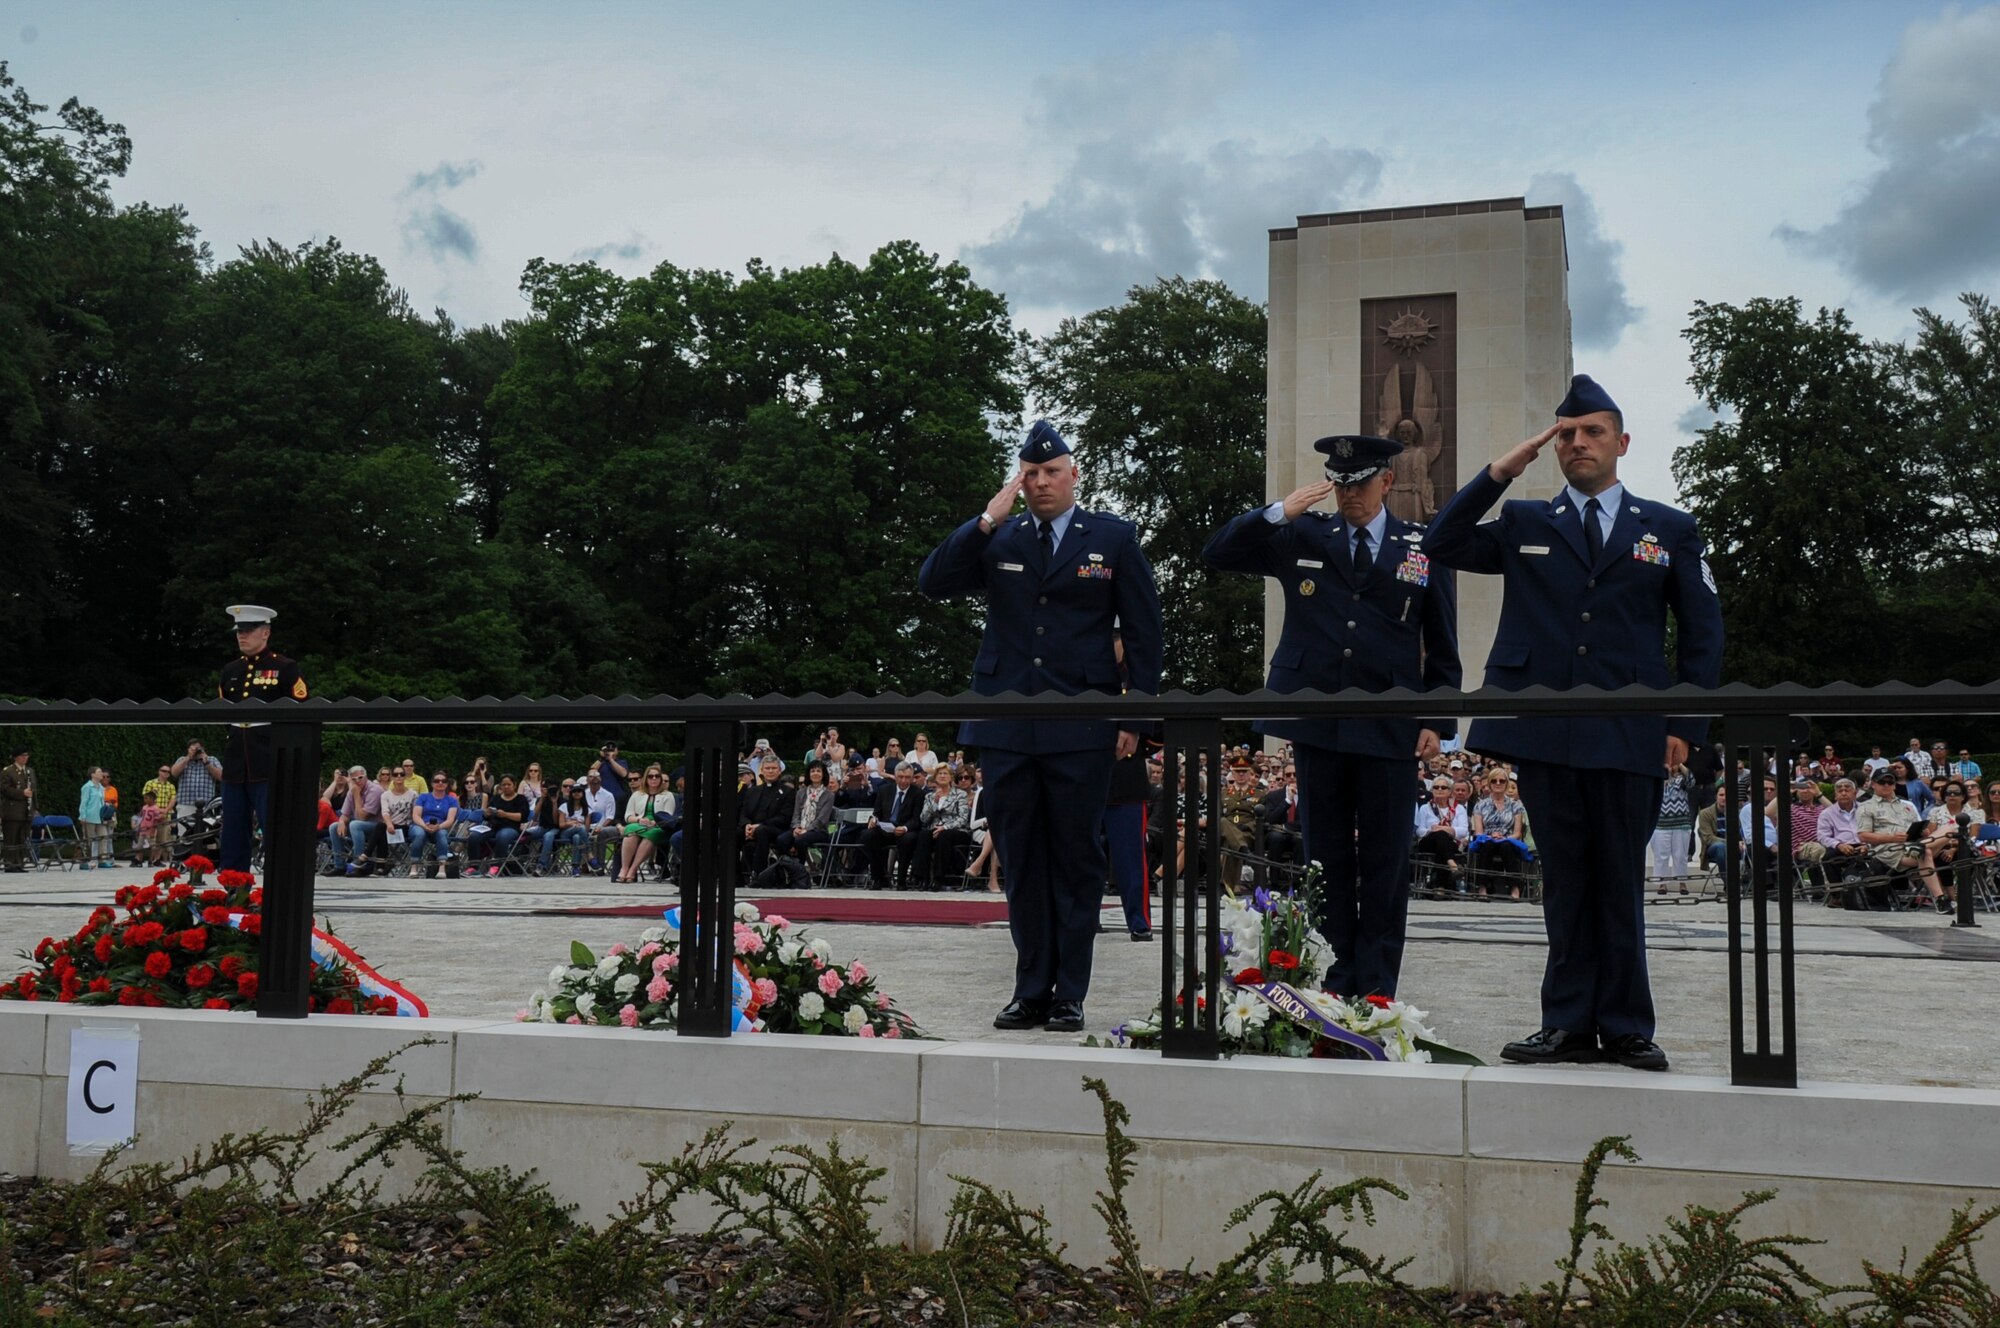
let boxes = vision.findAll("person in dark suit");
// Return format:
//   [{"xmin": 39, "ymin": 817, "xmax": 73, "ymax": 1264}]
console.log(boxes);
[
  {"xmin": 1425, "ymin": 374, "xmax": 1724, "ymax": 1071},
  {"xmin": 736, "ymin": 755, "xmax": 794, "ymax": 878},
  {"xmin": 1203, "ymin": 433, "xmax": 1461, "ymax": 999},
  {"xmin": 920, "ymin": 419, "xmax": 1163, "ymax": 1033},
  {"xmin": 862, "ymin": 763, "xmax": 924, "ymax": 888},
  {"xmin": 1258, "ymin": 763, "xmax": 1299, "ymax": 863}
]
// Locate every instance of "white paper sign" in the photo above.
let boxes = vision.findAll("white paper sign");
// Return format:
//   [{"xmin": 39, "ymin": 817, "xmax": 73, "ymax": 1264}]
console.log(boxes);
[{"xmin": 67, "ymin": 1025, "xmax": 141, "ymax": 1155}]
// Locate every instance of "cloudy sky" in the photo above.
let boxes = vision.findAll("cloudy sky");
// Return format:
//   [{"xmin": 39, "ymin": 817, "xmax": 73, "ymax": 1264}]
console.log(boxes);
[{"xmin": 12, "ymin": 0, "xmax": 2000, "ymax": 500}]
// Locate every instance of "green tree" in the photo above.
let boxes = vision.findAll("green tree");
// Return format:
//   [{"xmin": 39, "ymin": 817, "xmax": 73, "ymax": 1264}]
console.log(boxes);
[
  {"xmin": 488, "ymin": 242, "xmax": 1019, "ymax": 697},
  {"xmin": 0, "ymin": 64, "xmax": 214, "ymax": 699},
  {"xmin": 165, "ymin": 239, "xmax": 608, "ymax": 700},
  {"xmin": 1885, "ymin": 292, "xmax": 2000, "ymax": 689},
  {"xmin": 1676, "ymin": 297, "xmax": 1919, "ymax": 686},
  {"xmin": 1028, "ymin": 276, "xmax": 1266, "ymax": 692}
]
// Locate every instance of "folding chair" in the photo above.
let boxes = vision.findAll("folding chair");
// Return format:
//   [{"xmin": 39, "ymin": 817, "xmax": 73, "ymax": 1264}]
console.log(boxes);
[
  {"xmin": 818, "ymin": 808, "xmax": 875, "ymax": 887},
  {"xmin": 31, "ymin": 816, "xmax": 81, "ymax": 870}
]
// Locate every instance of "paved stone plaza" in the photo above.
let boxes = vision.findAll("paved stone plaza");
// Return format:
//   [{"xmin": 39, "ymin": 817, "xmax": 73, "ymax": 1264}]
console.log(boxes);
[{"xmin": 2, "ymin": 866, "xmax": 1994, "ymax": 1087}]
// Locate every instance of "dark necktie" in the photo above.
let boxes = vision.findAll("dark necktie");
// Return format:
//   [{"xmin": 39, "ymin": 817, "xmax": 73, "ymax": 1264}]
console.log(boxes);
[
  {"xmin": 1038, "ymin": 519, "xmax": 1054, "ymax": 562},
  {"xmin": 1352, "ymin": 526, "xmax": 1373, "ymax": 577},
  {"xmin": 891, "ymin": 790, "xmax": 904, "ymax": 821},
  {"xmin": 1584, "ymin": 497, "xmax": 1604, "ymax": 563}
]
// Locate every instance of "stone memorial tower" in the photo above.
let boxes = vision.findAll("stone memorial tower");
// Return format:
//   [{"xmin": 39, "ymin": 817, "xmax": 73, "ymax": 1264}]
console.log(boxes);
[{"xmin": 1265, "ymin": 196, "xmax": 1573, "ymax": 689}]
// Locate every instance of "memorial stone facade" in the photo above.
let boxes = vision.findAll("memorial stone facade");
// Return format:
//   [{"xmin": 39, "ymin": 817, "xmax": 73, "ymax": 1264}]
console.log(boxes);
[{"xmin": 1266, "ymin": 197, "xmax": 1573, "ymax": 688}]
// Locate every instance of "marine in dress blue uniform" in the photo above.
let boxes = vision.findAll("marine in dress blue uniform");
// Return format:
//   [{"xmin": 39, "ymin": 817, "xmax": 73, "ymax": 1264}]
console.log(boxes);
[
  {"xmin": 215, "ymin": 604, "xmax": 310, "ymax": 873},
  {"xmin": 1203, "ymin": 434, "xmax": 1461, "ymax": 999},
  {"xmin": 919, "ymin": 421, "xmax": 1164, "ymax": 1032},
  {"xmin": 1424, "ymin": 375, "xmax": 1724, "ymax": 1071}
]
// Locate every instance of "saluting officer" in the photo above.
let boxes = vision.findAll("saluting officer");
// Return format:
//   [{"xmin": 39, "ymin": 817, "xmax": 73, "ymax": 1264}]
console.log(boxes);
[
  {"xmin": 1203, "ymin": 433, "xmax": 1461, "ymax": 999},
  {"xmin": 216, "ymin": 604, "xmax": 310, "ymax": 872},
  {"xmin": 920, "ymin": 420, "xmax": 1163, "ymax": 1033},
  {"xmin": 1425, "ymin": 375, "xmax": 1724, "ymax": 1071}
]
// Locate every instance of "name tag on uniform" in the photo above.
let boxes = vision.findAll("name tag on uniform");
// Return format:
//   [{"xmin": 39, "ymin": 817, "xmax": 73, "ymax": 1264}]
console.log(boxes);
[
  {"xmin": 1520, "ymin": 545, "xmax": 1550, "ymax": 556},
  {"xmin": 998, "ymin": 562, "xmax": 1025, "ymax": 572},
  {"xmin": 1395, "ymin": 552, "xmax": 1430, "ymax": 586},
  {"xmin": 1633, "ymin": 542, "xmax": 1671, "ymax": 567},
  {"xmin": 1296, "ymin": 558, "xmax": 1324, "ymax": 569}
]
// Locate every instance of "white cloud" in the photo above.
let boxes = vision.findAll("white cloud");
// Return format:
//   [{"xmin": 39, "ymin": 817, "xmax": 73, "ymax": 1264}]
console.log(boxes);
[
  {"xmin": 1526, "ymin": 172, "xmax": 1640, "ymax": 351},
  {"xmin": 1026, "ymin": 33, "xmax": 1241, "ymax": 143},
  {"xmin": 572, "ymin": 234, "xmax": 653, "ymax": 264},
  {"xmin": 399, "ymin": 159, "xmax": 482, "ymax": 264},
  {"xmin": 403, "ymin": 159, "xmax": 482, "ymax": 195},
  {"xmin": 1675, "ymin": 404, "xmax": 1721, "ymax": 435},
  {"xmin": 963, "ymin": 37, "xmax": 1381, "ymax": 311},
  {"xmin": 1778, "ymin": 5, "xmax": 2000, "ymax": 300}
]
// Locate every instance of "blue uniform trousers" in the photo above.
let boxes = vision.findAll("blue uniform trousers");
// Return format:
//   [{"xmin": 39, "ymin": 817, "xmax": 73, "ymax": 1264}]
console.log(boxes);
[
  {"xmin": 1101, "ymin": 802, "xmax": 1150, "ymax": 934},
  {"xmin": 1515, "ymin": 760, "xmax": 1660, "ymax": 1040},
  {"xmin": 1297, "ymin": 745, "xmax": 1415, "ymax": 1000},
  {"xmin": 983, "ymin": 745, "xmax": 1115, "ymax": 1003},
  {"xmin": 220, "ymin": 780, "xmax": 268, "ymax": 873}
]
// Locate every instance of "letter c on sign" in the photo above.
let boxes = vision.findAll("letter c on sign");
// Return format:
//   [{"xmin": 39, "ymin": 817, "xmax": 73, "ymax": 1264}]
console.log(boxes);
[{"xmin": 82, "ymin": 1059, "xmax": 118, "ymax": 1115}]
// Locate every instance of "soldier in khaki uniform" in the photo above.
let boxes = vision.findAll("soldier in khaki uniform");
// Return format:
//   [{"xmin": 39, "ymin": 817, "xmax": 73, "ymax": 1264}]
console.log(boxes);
[
  {"xmin": 1, "ymin": 745, "xmax": 32, "ymax": 872},
  {"xmin": 1219, "ymin": 755, "xmax": 1262, "ymax": 883}
]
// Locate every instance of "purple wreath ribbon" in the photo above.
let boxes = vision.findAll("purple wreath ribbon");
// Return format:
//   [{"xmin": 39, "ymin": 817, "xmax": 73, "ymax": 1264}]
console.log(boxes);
[{"xmin": 1242, "ymin": 980, "xmax": 1388, "ymax": 1061}]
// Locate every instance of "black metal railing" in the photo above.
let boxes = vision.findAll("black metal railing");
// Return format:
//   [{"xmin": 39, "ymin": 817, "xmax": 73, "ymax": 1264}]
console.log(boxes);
[{"xmin": 9, "ymin": 679, "xmax": 2000, "ymax": 1087}]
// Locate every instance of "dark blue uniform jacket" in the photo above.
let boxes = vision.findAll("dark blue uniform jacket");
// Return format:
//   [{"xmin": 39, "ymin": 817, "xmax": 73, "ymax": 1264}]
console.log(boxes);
[
  {"xmin": 920, "ymin": 508, "xmax": 1163, "ymax": 756},
  {"xmin": 1424, "ymin": 469, "xmax": 1725, "ymax": 778},
  {"xmin": 1203, "ymin": 508, "xmax": 1460, "ymax": 759}
]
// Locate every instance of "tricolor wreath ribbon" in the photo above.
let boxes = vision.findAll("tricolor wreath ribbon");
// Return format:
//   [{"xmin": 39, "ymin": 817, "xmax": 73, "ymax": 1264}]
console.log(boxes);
[{"xmin": 225, "ymin": 913, "xmax": 428, "ymax": 1017}]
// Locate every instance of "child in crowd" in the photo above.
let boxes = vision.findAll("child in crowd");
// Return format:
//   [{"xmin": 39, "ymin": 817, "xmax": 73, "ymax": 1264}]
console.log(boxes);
[{"xmin": 133, "ymin": 791, "xmax": 169, "ymax": 866}]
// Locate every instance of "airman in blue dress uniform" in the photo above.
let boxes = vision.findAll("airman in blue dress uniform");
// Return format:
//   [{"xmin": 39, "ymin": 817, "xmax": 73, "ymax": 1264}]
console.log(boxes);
[
  {"xmin": 1203, "ymin": 433, "xmax": 1461, "ymax": 999},
  {"xmin": 920, "ymin": 421, "xmax": 1164, "ymax": 1033},
  {"xmin": 1425, "ymin": 375, "xmax": 1724, "ymax": 1071}
]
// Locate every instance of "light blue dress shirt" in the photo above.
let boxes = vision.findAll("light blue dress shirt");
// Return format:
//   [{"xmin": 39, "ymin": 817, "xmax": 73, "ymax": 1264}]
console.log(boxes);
[{"xmin": 1562, "ymin": 481, "xmax": 1625, "ymax": 546}]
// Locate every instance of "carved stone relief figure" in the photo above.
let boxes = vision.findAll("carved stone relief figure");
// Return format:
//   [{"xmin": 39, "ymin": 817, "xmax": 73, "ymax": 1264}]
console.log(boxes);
[{"xmin": 1375, "ymin": 359, "xmax": 1445, "ymax": 523}]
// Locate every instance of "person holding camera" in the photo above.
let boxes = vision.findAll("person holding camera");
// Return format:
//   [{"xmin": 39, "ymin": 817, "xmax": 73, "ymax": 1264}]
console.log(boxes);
[
  {"xmin": 172, "ymin": 738, "xmax": 222, "ymax": 823},
  {"xmin": 595, "ymin": 742, "xmax": 630, "ymax": 807}
]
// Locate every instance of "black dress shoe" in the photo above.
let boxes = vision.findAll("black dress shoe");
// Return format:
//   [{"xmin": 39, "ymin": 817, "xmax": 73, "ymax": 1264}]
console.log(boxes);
[
  {"xmin": 1044, "ymin": 1000, "xmax": 1084, "ymax": 1032},
  {"xmin": 1129, "ymin": 929, "xmax": 1154, "ymax": 942},
  {"xmin": 993, "ymin": 998, "xmax": 1051, "ymax": 1030},
  {"xmin": 1601, "ymin": 1033, "xmax": 1669, "ymax": 1071},
  {"xmin": 1500, "ymin": 1027, "xmax": 1606, "ymax": 1065}
]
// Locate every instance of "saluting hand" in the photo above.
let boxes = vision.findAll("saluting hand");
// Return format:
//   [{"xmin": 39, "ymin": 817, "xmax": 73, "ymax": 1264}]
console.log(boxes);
[
  {"xmin": 984, "ymin": 470, "xmax": 1026, "ymax": 526},
  {"xmin": 1280, "ymin": 479, "xmax": 1338, "ymax": 521},
  {"xmin": 1489, "ymin": 424, "xmax": 1561, "ymax": 483}
]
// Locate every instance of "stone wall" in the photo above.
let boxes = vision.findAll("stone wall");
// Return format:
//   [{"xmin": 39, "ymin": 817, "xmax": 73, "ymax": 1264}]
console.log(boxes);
[
  {"xmin": 4, "ymin": 1005, "xmax": 1994, "ymax": 1291},
  {"xmin": 1266, "ymin": 198, "xmax": 1575, "ymax": 689}
]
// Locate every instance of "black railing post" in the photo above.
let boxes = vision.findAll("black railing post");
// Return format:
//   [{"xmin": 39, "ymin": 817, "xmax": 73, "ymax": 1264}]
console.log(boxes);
[
  {"xmin": 1722, "ymin": 717, "xmax": 1797, "ymax": 1088},
  {"xmin": 1159, "ymin": 718, "xmax": 1220, "ymax": 1060},
  {"xmin": 256, "ymin": 721, "xmax": 322, "ymax": 1019},
  {"xmin": 677, "ymin": 720, "xmax": 739, "ymax": 1036},
  {"xmin": 1955, "ymin": 829, "xmax": 1981, "ymax": 928}
]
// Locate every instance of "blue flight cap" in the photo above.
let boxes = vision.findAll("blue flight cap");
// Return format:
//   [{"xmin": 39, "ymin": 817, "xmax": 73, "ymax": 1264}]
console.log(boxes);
[
  {"xmin": 1555, "ymin": 374, "xmax": 1620, "ymax": 419},
  {"xmin": 1020, "ymin": 419, "xmax": 1072, "ymax": 463},
  {"xmin": 1311, "ymin": 434, "xmax": 1403, "ymax": 485}
]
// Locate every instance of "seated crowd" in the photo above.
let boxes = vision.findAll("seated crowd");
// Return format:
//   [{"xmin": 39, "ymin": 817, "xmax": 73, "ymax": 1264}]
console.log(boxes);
[{"xmin": 38, "ymin": 731, "xmax": 1995, "ymax": 919}]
